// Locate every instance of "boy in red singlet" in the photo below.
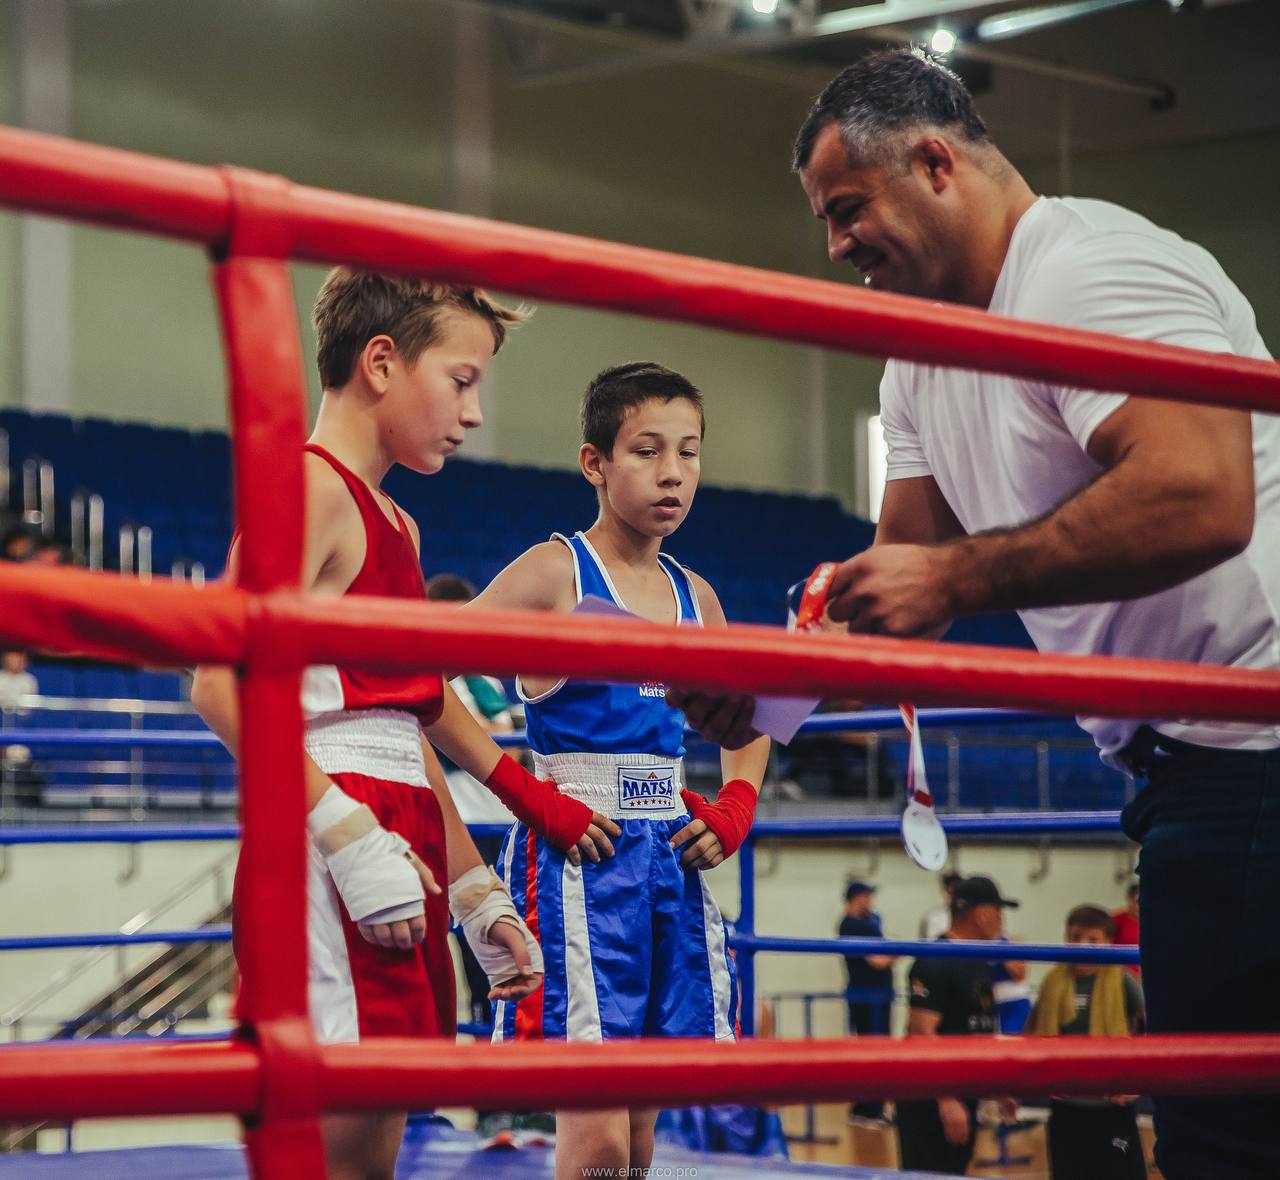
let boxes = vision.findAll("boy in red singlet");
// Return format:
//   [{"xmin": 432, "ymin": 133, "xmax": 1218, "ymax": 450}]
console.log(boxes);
[{"xmin": 193, "ymin": 270, "xmax": 619, "ymax": 1180}]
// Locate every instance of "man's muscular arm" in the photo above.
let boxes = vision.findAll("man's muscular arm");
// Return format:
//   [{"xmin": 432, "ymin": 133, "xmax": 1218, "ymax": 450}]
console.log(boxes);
[{"xmin": 828, "ymin": 400, "xmax": 1253, "ymax": 635}]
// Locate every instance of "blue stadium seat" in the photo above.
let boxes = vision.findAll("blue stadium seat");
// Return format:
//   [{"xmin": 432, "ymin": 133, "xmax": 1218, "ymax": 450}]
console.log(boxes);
[
  {"xmin": 29, "ymin": 665, "xmax": 75, "ymax": 698},
  {"xmin": 135, "ymin": 670, "xmax": 185, "ymax": 701},
  {"xmin": 3, "ymin": 407, "xmax": 1071, "ymax": 812},
  {"xmin": 75, "ymin": 668, "xmax": 136, "ymax": 700}
]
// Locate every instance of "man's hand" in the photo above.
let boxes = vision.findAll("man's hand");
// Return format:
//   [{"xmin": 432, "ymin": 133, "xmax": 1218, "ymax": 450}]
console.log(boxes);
[
  {"xmin": 566, "ymin": 813, "xmax": 622, "ymax": 868},
  {"xmin": 485, "ymin": 918, "xmax": 544, "ymax": 1002},
  {"xmin": 669, "ymin": 818, "xmax": 726, "ymax": 870},
  {"xmin": 826, "ymin": 545, "xmax": 955, "ymax": 637},
  {"xmin": 937, "ymin": 1097, "xmax": 970, "ymax": 1145},
  {"xmin": 357, "ymin": 849, "xmax": 441, "ymax": 950},
  {"xmin": 665, "ymin": 689, "xmax": 760, "ymax": 751}
]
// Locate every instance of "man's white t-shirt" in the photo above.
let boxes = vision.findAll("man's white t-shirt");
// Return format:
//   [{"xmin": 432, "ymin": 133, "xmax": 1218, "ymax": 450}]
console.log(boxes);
[{"xmin": 879, "ymin": 196, "xmax": 1280, "ymax": 761}]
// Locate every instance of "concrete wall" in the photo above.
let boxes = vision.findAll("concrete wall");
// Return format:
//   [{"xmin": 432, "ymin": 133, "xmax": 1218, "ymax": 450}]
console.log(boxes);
[
  {"xmin": 0, "ymin": 839, "xmax": 234, "ymax": 1041},
  {"xmin": 1, "ymin": 1, "xmax": 1273, "ymax": 510}
]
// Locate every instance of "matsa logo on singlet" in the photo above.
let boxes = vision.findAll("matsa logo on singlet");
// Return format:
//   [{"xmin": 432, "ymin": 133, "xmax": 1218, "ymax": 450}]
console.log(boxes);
[
  {"xmin": 617, "ymin": 766, "xmax": 676, "ymax": 811},
  {"xmin": 638, "ymin": 681, "xmax": 666, "ymax": 698}
]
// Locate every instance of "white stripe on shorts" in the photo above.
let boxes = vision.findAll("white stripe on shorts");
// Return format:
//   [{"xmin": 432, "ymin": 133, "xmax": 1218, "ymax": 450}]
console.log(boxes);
[
  {"xmin": 491, "ymin": 829, "xmax": 520, "ymax": 1044},
  {"xmin": 561, "ymin": 860, "xmax": 603, "ymax": 1042},
  {"xmin": 698, "ymin": 874, "xmax": 735, "ymax": 1041},
  {"xmin": 307, "ymin": 840, "xmax": 360, "ymax": 1044}
]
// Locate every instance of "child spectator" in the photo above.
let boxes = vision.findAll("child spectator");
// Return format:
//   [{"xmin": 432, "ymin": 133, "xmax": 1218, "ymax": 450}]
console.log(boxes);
[{"xmin": 1030, "ymin": 903, "xmax": 1146, "ymax": 1180}]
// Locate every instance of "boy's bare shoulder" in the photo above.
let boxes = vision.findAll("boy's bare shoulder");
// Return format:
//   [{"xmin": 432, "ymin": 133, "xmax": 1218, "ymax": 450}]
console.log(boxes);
[
  {"xmin": 473, "ymin": 539, "xmax": 577, "ymax": 613},
  {"xmin": 304, "ymin": 451, "xmax": 358, "ymax": 516},
  {"xmin": 302, "ymin": 451, "xmax": 362, "ymax": 556},
  {"xmin": 522, "ymin": 539, "xmax": 577, "ymax": 576}
]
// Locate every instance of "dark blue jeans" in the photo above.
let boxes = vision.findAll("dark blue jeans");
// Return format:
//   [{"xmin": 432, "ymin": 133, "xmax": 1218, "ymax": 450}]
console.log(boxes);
[{"xmin": 1120, "ymin": 727, "xmax": 1280, "ymax": 1180}]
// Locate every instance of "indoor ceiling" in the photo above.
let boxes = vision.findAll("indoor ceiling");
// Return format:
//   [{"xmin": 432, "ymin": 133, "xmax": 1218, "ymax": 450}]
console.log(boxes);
[{"xmin": 474, "ymin": 0, "xmax": 1280, "ymax": 159}]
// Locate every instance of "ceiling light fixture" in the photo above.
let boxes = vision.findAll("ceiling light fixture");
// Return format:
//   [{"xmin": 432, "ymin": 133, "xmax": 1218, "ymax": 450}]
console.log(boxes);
[{"xmin": 929, "ymin": 27, "xmax": 958, "ymax": 54}]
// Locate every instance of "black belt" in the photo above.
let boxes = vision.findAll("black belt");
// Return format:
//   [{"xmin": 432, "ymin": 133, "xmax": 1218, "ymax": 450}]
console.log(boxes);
[{"xmin": 1119, "ymin": 724, "xmax": 1279, "ymax": 778}]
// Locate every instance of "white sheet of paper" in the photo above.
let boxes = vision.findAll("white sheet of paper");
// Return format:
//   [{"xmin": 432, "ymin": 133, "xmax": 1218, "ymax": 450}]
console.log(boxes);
[{"xmin": 571, "ymin": 595, "xmax": 820, "ymax": 744}]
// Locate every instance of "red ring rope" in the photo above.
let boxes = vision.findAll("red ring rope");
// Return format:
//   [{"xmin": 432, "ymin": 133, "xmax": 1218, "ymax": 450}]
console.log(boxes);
[{"xmin": 0, "ymin": 122, "xmax": 1276, "ymax": 1176}]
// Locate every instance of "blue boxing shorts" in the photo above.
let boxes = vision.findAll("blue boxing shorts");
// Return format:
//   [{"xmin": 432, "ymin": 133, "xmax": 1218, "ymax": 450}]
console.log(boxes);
[{"xmin": 491, "ymin": 751, "xmax": 738, "ymax": 1043}]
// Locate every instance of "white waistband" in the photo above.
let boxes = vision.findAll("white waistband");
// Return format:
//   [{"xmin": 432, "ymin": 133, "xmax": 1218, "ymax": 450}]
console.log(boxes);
[
  {"xmin": 533, "ymin": 751, "xmax": 686, "ymax": 819},
  {"xmin": 304, "ymin": 709, "xmax": 428, "ymax": 788}
]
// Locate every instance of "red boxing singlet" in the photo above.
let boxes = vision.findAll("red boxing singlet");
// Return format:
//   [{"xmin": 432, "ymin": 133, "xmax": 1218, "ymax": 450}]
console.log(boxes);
[{"xmin": 300, "ymin": 443, "xmax": 444, "ymax": 726}]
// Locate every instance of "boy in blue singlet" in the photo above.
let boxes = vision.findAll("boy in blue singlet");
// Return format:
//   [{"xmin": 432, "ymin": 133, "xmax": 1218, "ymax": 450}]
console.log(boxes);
[{"xmin": 469, "ymin": 362, "xmax": 771, "ymax": 1180}]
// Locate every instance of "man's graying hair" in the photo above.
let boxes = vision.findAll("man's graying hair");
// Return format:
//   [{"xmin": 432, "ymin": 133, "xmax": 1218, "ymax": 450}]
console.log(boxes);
[{"xmin": 792, "ymin": 48, "xmax": 992, "ymax": 173}]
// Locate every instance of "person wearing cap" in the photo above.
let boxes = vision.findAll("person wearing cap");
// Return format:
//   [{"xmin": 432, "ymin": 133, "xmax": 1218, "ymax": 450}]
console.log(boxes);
[
  {"xmin": 839, "ymin": 879, "xmax": 895, "ymax": 1123},
  {"xmin": 896, "ymin": 875, "xmax": 1017, "ymax": 1174}
]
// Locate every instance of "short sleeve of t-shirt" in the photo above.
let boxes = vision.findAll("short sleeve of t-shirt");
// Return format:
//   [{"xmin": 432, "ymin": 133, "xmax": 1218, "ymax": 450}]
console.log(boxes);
[
  {"xmin": 879, "ymin": 363, "xmax": 933, "ymax": 481},
  {"xmin": 908, "ymin": 956, "xmax": 950, "ymax": 1015},
  {"xmin": 1021, "ymin": 232, "xmax": 1238, "ymax": 453}
]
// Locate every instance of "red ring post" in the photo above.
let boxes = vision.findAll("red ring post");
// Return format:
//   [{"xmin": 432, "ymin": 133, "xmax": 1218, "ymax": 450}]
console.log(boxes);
[
  {"xmin": 0, "ymin": 125, "xmax": 1276, "ymax": 1166},
  {"xmin": 213, "ymin": 168, "xmax": 325, "ymax": 1174}
]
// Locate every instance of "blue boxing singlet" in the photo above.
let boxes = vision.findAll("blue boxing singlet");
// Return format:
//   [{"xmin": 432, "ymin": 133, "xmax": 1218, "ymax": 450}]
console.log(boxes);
[
  {"xmin": 518, "ymin": 531, "xmax": 701, "ymax": 759},
  {"xmin": 494, "ymin": 530, "xmax": 738, "ymax": 1045}
]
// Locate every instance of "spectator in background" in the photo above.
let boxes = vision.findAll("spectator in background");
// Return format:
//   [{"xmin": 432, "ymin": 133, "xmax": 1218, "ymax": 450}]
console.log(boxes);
[
  {"xmin": 0, "ymin": 652, "xmax": 42, "ymax": 806},
  {"xmin": 1113, "ymin": 883, "xmax": 1141, "ymax": 977},
  {"xmin": 919, "ymin": 871, "xmax": 960, "ymax": 941},
  {"xmin": 0, "ymin": 651, "xmax": 37, "ymax": 708},
  {"xmin": 1030, "ymin": 904, "xmax": 1146, "ymax": 1180},
  {"xmin": 28, "ymin": 537, "xmax": 67, "ymax": 566},
  {"xmin": 897, "ymin": 875, "xmax": 1016, "ymax": 1175},
  {"xmin": 839, "ymin": 879, "xmax": 895, "ymax": 1123},
  {"xmin": 0, "ymin": 524, "xmax": 41, "ymax": 563}
]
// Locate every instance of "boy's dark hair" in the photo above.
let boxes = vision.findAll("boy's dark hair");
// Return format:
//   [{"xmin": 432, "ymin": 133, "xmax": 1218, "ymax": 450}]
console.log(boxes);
[
  {"xmin": 1066, "ymin": 904, "xmax": 1116, "ymax": 941},
  {"xmin": 425, "ymin": 572, "xmax": 477, "ymax": 603},
  {"xmin": 793, "ymin": 47, "xmax": 991, "ymax": 174},
  {"xmin": 581, "ymin": 362, "xmax": 704, "ymax": 457},
  {"xmin": 313, "ymin": 269, "xmax": 527, "ymax": 390}
]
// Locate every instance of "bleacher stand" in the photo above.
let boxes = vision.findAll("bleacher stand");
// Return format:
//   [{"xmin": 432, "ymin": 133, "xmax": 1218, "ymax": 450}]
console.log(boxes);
[{"xmin": 0, "ymin": 407, "xmax": 1128, "ymax": 813}]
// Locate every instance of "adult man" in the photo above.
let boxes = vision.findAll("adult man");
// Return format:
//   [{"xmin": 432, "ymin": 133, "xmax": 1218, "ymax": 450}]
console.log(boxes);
[
  {"xmin": 671, "ymin": 46, "xmax": 1278, "ymax": 1180},
  {"xmin": 898, "ymin": 875, "xmax": 1014, "ymax": 1174},
  {"xmin": 839, "ymin": 879, "xmax": 894, "ymax": 1122}
]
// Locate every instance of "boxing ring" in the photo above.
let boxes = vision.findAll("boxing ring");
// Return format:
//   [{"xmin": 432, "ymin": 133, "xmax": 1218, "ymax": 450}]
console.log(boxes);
[{"xmin": 0, "ymin": 124, "xmax": 1278, "ymax": 1176}]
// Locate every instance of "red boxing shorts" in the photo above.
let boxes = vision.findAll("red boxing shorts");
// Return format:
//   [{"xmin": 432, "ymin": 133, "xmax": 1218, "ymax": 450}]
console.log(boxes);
[{"xmin": 232, "ymin": 708, "xmax": 455, "ymax": 1043}]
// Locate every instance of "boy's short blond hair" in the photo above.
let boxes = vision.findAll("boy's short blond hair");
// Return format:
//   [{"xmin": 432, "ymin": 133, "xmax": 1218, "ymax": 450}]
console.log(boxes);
[{"xmin": 313, "ymin": 268, "xmax": 527, "ymax": 390}]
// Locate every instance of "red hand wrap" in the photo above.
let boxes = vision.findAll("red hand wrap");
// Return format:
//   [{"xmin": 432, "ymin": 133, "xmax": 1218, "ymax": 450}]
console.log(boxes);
[
  {"xmin": 484, "ymin": 754, "xmax": 593, "ymax": 852},
  {"xmin": 680, "ymin": 779, "xmax": 758, "ymax": 858}
]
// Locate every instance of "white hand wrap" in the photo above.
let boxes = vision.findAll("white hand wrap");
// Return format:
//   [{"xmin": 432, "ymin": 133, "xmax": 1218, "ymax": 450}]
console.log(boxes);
[
  {"xmin": 308, "ymin": 785, "xmax": 426, "ymax": 926},
  {"xmin": 448, "ymin": 865, "xmax": 544, "ymax": 984}
]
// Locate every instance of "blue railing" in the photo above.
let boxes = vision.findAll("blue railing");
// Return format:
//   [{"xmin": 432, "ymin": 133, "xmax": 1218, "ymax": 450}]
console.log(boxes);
[
  {"xmin": 0, "ymin": 809, "xmax": 1131, "ymax": 1040},
  {"xmin": 1, "ymin": 706, "xmax": 1052, "ymax": 751},
  {"xmin": 733, "ymin": 810, "xmax": 1129, "ymax": 1036},
  {"xmin": 0, "ymin": 704, "xmax": 1135, "ymax": 1043}
]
